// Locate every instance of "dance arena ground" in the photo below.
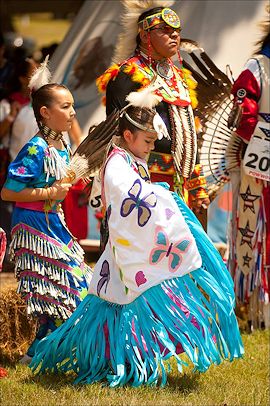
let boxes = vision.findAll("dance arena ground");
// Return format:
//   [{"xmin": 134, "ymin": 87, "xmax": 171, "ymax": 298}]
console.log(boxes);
[{"xmin": 0, "ymin": 273, "xmax": 269, "ymax": 406}]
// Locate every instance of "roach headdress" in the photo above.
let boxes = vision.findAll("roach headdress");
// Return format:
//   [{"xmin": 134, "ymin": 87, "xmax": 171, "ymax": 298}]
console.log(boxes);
[{"xmin": 113, "ymin": 0, "xmax": 176, "ymax": 63}]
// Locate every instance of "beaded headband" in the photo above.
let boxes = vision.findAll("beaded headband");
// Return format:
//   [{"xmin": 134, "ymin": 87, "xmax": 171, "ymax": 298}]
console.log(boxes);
[
  {"xmin": 138, "ymin": 7, "xmax": 181, "ymax": 31},
  {"xmin": 123, "ymin": 110, "xmax": 169, "ymax": 140},
  {"xmin": 124, "ymin": 109, "xmax": 157, "ymax": 134}
]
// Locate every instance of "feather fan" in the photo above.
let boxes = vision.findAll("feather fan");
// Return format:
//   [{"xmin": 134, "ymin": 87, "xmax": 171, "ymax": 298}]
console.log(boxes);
[
  {"xmin": 70, "ymin": 110, "xmax": 120, "ymax": 179},
  {"xmin": 65, "ymin": 155, "xmax": 90, "ymax": 183},
  {"xmin": 113, "ymin": 0, "xmax": 175, "ymax": 63}
]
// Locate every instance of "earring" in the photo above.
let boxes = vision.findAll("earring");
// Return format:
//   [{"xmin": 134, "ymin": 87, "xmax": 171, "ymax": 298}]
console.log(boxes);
[
  {"xmin": 147, "ymin": 32, "xmax": 152, "ymax": 68},
  {"xmin": 177, "ymin": 49, "xmax": 183, "ymax": 69}
]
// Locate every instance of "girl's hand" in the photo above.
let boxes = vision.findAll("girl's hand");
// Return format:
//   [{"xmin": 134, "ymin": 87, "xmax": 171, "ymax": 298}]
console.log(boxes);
[{"xmin": 48, "ymin": 180, "xmax": 72, "ymax": 200}]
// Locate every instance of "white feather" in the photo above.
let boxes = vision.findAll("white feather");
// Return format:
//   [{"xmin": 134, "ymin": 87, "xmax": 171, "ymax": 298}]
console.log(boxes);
[
  {"xmin": 125, "ymin": 84, "xmax": 162, "ymax": 109},
  {"xmin": 180, "ymin": 39, "xmax": 204, "ymax": 54},
  {"xmin": 29, "ymin": 55, "xmax": 51, "ymax": 92},
  {"xmin": 153, "ymin": 113, "xmax": 170, "ymax": 140}
]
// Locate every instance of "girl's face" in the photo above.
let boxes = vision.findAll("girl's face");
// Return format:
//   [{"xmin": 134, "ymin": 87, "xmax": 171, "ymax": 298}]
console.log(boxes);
[
  {"xmin": 124, "ymin": 129, "xmax": 157, "ymax": 160},
  {"xmin": 41, "ymin": 88, "xmax": 75, "ymax": 133}
]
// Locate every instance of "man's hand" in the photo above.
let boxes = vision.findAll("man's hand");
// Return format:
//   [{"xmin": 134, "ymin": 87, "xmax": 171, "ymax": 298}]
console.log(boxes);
[{"xmin": 191, "ymin": 197, "xmax": 211, "ymax": 214}]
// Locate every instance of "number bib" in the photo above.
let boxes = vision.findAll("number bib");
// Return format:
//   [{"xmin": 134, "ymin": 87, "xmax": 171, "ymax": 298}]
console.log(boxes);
[{"xmin": 243, "ymin": 136, "xmax": 270, "ymax": 181}]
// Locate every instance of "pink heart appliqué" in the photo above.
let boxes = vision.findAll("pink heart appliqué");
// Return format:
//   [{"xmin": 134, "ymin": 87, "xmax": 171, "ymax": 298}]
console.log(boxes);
[
  {"xmin": 165, "ymin": 208, "xmax": 174, "ymax": 220},
  {"xmin": 135, "ymin": 271, "xmax": 147, "ymax": 287}
]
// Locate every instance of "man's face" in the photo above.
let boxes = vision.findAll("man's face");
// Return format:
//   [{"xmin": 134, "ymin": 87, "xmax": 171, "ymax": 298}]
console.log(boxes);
[{"xmin": 149, "ymin": 23, "xmax": 181, "ymax": 59}]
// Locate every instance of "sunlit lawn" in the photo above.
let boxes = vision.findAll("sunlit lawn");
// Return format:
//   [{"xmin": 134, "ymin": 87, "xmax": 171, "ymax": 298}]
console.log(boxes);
[
  {"xmin": 12, "ymin": 13, "xmax": 71, "ymax": 50},
  {"xmin": 0, "ymin": 330, "xmax": 269, "ymax": 406}
]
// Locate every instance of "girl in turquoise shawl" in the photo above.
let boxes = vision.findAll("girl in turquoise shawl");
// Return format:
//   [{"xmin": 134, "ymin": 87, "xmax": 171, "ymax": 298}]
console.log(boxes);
[{"xmin": 29, "ymin": 98, "xmax": 244, "ymax": 387}]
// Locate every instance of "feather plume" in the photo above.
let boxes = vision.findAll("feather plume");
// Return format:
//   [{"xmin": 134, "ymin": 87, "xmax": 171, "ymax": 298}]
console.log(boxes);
[
  {"xmin": 113, "ymin": 0, "xmax": 175, "ymax": 63},
  {"xmin": 29, "ymin": 55, "xmax": 51, "ymax": 92},
  {"xmin": 71, "ymin": 110, "xmax": 120, "ymax": 178},
  {"xmin": 181, "ymin": 47, "xmax": 232, "ymax": 117},
  {"xmin": 125, "ymin": 81, "xmax": 162, "ymax": 109},
  {"xmin": 153, "ymin": 113, "xmax": 170, "ymax": 140},
  {"xmin": 180, "ymin": 38, "xmax": 203, "ymax": 53}
]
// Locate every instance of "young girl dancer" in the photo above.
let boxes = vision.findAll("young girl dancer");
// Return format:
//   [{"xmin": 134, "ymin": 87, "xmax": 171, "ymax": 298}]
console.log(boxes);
[
  {"xmin": 1, "ymin": 66, "xmax": 92, "ymax": 362},
  {"xmin": 30, "ymin": 92, "xmax": 243, "ymax": 386}
]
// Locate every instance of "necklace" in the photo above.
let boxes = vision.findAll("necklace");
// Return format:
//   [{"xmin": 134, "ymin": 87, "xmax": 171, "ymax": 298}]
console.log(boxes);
[
  {"xmin": 156, "ymin": 60, "xmax": 173, "ymax": 79},
  {"xmin": 137, "ymin": 50, "xmax": 174, "ymax": 80},
  {"xmin": 39, "ymin": 123, "xmax": 64, "ymax": 141}
]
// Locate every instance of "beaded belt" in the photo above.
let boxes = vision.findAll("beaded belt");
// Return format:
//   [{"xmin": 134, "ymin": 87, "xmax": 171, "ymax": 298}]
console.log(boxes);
[{"xmin": 15, "ymin": 201, "xmax": 59, "ymax": 213}]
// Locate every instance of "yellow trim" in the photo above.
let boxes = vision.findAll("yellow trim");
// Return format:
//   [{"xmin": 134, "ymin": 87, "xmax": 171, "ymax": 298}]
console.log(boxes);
[
  {"xmin": 96, "ymin": 62, "xmax": 198, "ymax": 109},
  {"xmin": 185, "ymin": 177, "xmax": 207, "ymax": 191}
]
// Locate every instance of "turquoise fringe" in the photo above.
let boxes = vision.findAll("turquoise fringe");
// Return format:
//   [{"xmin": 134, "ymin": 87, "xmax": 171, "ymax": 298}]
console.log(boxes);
[{"xmin": 30, "ymin": 193, "xmax": 244, "ymax": 387}]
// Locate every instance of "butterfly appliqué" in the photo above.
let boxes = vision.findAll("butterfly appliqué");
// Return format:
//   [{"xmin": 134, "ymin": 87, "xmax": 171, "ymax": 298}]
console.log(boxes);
[
  {"xmin": 120, "ymin": 178, "xmax": 157, "ymax": 227},
  {"xmin": 136, "ymin": 162, "xmax": 151, "ymax": 183},
  {"xmin": 149, "ymin": 226, "xmax": 191, "ymax": 272},
  {"xmin": 97, "ymin": 260, "xmax": 110, "ymax": 296}
]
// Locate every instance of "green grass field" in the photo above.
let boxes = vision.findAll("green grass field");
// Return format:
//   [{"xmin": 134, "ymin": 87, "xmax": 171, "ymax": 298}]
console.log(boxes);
[
  {"xmin": 12, "ymin": 13, "xmax": 71, "ymax": 51},
  {"xmin": 0, "ymin": 330, "xmax": 269, "ymax": 406}
]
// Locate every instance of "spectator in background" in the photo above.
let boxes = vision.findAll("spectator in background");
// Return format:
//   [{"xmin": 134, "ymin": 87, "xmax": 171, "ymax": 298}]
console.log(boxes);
[
  {"xmin": 0, "ymin": 31, "xmax": 14, "ymax": 100},
  {"xmin": 61, "ymin": 118, "xmax": 89, "ymax": 241},
  {"xmin": 0, "ymin": 58, "xmax": 37, "ymax": 267},
  {"xmin": 0, "ymin": 58, "xmax": 37, "ymax": 157}
]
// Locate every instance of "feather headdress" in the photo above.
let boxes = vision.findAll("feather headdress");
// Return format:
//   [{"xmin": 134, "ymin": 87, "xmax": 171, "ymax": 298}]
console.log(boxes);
[
  {"xmin": 113, "ymin": 0, "xmax": 175, "ymax": 63},
  {"xmin": 123, "ymin": 80, "xmax": 169, "ymax": 140},
  {"xmin": 28, "ymin": 55, "xmax": 51, "ymax": 92}
]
